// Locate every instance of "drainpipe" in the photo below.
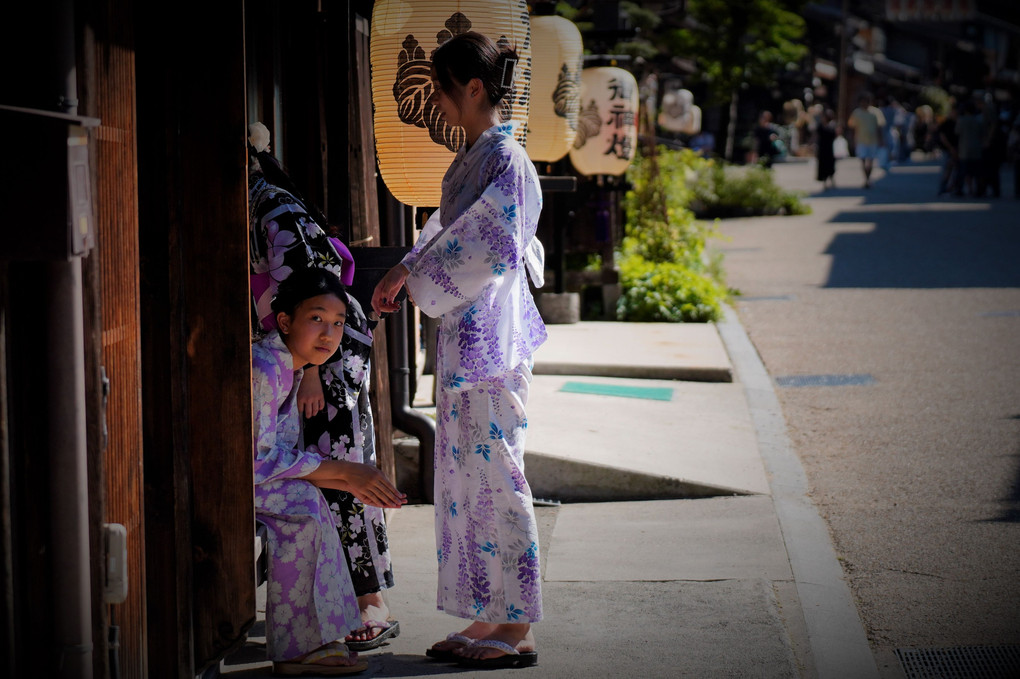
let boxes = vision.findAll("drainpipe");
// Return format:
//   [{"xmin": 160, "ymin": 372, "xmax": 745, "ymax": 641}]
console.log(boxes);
[
  {"xmin": 45, "ymin": 258, "xmax": 94, "ymax": 678},
  {"xmin": 381, "ymin": 193, "xmax": 436, "ymax": 503},
  {"xmin": 47, "ymin": 0, "xmax": 93, "ymax": 675}
]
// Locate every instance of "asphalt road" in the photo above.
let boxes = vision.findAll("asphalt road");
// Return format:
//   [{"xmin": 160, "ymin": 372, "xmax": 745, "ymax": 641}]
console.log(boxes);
[{"xmin": 714, "ymin": 155, "xmax": 1020, "ymax": 676}]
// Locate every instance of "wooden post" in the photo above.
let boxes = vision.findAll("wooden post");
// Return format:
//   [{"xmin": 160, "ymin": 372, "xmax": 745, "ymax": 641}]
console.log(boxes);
[
  {"xmin": 136, "ymin": 1, "xmax": 254, "ymax": 675},
  {"xmin": 347, "ymin": 6, "xmax": 396, "ymax": 485}
]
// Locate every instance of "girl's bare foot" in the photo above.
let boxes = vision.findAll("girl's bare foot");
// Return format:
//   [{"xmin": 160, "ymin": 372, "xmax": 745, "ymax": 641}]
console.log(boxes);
[
  {"xmin": 346, "ymin": 593, "xmax": 391, "ymax": 643},
  {"xmin": 345, "ymin": 592, "xmax": 401, "ymax": 651},
  {"xmin": 455, "ymin": 623, "xmax": 535, "ymax": 661},
  {"xmin": 274, "ymin": 640, "xmax": 366, "ymax": 675},
  {"xmin": 428, "ymin": 621, "xmax": 497, "ymax": 655}
]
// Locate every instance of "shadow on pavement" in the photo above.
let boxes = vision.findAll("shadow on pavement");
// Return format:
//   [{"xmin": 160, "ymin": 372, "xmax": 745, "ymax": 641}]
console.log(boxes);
[
  {"xmin": 823, "ymin": 209, "xmax": 1020, "ymax": 287},
  {"xmin": 818, "ymin": 163, "xmax": 1020, "ymax": 288},
  {"xmin": 985, "ymin": 440, "xmax": 1020, "ymax": 524}
]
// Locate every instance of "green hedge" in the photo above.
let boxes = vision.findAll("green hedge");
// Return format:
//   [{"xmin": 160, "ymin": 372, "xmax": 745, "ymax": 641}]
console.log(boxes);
[
  {"xmin": 618, "ymin": 146, "xmax": 808, "ymax": 322},
  {"xmin": 687, "ymin": 160, "xmax": 811, "ymax": 219},
  {"xmin": 617, "ymin": 254, "xmax": 727, "ymax": 323}
]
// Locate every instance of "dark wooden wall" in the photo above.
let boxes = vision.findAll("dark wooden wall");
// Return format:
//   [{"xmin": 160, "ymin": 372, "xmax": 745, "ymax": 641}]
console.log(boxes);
[
  {"xmin": 245, "ymin": 0, "xmax": 396, "ymax": 486},
  {"xmin": 136, "ymin": 0, "xmax": 254, "ymax": 675}
]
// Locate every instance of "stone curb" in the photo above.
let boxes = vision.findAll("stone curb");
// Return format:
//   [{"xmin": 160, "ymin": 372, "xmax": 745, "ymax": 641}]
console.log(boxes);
[{"xmin": 717, "ymin": 304, "xmax": 881, "ymax": 679}]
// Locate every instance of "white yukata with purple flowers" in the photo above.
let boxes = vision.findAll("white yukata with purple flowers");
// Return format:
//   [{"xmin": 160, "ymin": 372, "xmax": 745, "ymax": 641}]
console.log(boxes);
[
  {"xmin": 252, "ymin": 330, "xmax": 360, "ymax": 661},
  {"xmin": 402, "ymin": 122, "xmax": 547, "ymax": 624}
]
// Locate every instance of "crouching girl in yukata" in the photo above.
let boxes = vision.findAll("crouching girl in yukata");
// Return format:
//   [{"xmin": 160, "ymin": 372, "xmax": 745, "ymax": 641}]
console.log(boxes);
[
  {"xmin": 248, "ymin": 122, "xmax": 400, "ymax": 651},
  {"xmin": 372, "ymin": 31, "xmax": 547, "ymax": 670},
  {"xmin": 253, "ymin": 267, "xmax": 407, "ymax": 676}
]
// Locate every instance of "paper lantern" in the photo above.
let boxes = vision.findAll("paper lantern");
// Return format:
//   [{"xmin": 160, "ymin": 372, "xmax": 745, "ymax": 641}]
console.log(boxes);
[
  {"xmin": 568, "ymin": 67, "xmax": 640, "ymax": 176},
  {"xmin": 370, "ymin": 0, "xmax": 532, "ymax": 207},
  {"xmin": 525, "ymin": 14, "xmax": 582, "ymax": 163}
]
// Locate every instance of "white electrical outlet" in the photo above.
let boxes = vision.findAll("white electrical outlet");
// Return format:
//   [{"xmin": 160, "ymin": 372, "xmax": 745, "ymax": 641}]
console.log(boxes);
[{"xmin": 103, "ymin": 523, "xmax": 128, "ymax": 604}]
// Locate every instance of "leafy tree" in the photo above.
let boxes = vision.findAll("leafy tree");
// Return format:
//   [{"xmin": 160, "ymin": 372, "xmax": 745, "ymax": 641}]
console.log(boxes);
[
  {"xmin": 668, "ymin": 0, "xmax": 808, "ymax": 160},
  {"xmin": 614, "ymin": 1, "xmax": 663, "ymax": 61}
]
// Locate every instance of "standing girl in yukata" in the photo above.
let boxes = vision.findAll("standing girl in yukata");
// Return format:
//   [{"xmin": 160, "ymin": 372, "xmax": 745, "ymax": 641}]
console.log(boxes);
[
  {"xmin": 249, "ymin": 122, "xmax": 401, "ymax": 651},
  {"xmin": 253, "ymin": 267, "xmax": 406, "ymax": 675},
  {"xmin": 372, "ymin": 31, "xmax": 546, "ymax": 670}
]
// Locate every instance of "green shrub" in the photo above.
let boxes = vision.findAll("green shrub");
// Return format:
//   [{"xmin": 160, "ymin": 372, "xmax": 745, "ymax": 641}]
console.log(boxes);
[
  {"xmin": 686, "ymin": 155, "xmax": 811, "ymax": 219},
  {"xmin": 616, "ymin": 253, "xmax": 726, "ymax": 322},
  {"xmin": 619, "ymin": 147, "xmax": 732, "ymax": 323}
]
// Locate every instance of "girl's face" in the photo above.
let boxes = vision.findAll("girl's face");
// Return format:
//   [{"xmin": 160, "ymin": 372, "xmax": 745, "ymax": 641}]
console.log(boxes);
[
  {"xmin": 276, "ymin": 293, "xmax": 347, "ymax": 368},
  {"xmin": 430, "ymin": 67, "xmax": 464, "ymax": 128}
]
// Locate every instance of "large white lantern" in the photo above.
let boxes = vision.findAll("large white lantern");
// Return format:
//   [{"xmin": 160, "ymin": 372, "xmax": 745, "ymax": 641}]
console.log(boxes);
[
  {"xmin": 526, "ymin": 14, "xmax": 582, "ymax": 163},
  {"xmin": 371, "ymin": 0, "xmax": 532, "ymax": 207},
  {"xmin": 568, "ymin": 66, "xmax": 640, "ymax": 176}
]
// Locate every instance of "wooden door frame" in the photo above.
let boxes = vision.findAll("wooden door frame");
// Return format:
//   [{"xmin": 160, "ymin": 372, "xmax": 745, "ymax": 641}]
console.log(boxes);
[{"xmin": 136, "ymin": 1, "xmax": 254, "ymax": 674}]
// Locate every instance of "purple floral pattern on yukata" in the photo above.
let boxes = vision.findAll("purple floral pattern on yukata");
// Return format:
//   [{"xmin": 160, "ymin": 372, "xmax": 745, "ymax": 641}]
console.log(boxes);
[
  {"xmin": 251, "ymin": 331, "xmax": 360, "ymax": 660},
  {"xmin": 433, "ymin": 365, "xmax": 542, "ymax": 623},
  {"xmin": 250, "ymin": 173, "xmax": 394, "ymax": 596},
  {"xmin": 402, "ymin": 123, "xmax": 544, "ymax": 624}
]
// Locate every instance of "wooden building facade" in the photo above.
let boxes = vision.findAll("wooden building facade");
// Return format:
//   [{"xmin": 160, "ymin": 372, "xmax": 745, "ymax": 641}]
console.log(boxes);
[{"xmin": 0, "ymin": 1, "xmax": 400, "ymax": 677}]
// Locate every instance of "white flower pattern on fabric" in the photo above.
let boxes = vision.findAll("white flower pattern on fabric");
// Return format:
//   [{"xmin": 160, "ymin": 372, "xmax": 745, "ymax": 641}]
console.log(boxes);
[
  {"xmin": 251, "ymin": 331, "xmax": 360, "ymax": 661},
  {"xmin": 400, "ymin": 123, "xmax": 545, "ymax": 624}
]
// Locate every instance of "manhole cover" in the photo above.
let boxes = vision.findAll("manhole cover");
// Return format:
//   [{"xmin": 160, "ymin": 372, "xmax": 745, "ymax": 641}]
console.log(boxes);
[{"xmin": 895, "ymin": 645, "xmax": 1020, "ymax": 679}]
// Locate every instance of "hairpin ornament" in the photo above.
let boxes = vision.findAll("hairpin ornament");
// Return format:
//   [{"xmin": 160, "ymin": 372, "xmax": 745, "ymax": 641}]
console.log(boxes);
[{"xmin": 500, "ymin": 57, "xmax": 518, "ymax": 90}]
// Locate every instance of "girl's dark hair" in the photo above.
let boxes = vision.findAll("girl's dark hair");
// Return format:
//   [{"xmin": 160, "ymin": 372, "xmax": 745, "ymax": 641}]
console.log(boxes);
[
  {"xmin": 250, "ymin": 148, "xmax": 333, "ymax": 233},
  {"xmin": 270, "ymin": 267, "xmax": 348, "ymax": 318},
  {"xmin": 432, "ymin": 31, "xmax": 518, "ymax": 107}
]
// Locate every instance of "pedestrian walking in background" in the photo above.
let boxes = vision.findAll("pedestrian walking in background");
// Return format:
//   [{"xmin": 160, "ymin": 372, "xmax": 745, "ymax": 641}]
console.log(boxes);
[
  {"xmin": 815, "ymin": 108, "xmax": 838, "ymax": 189},
  {"xmin": 248, "ymin": 122, "xmax": 402, "ymax": 653},
  {"xmin": 912, "ymin": 104, "xmax": 935, "ymax": 159},
  {"xmin": 1009, "ymin": 114, "xmax": 1020, "ymax": 199},
  {"xmin": 936, "ymin": 104, "xmax": 960, "ymax": 195},
  {"xmin": 980, "ymin": 93, "xmax": 1005, "ymax": 198},
  {"xmin": 752, "ymin": 110, "xmax": 780, "ymax": 167},
  {"xmin": 251, "ymin": 267, "xmax": 406, "ymax": 676},
  {"xmin": 372, "ymin": 31, "xmax": 545, "ymax": 670},
  {"xmin": 847, "ymin": 93, "xmax": 886, "ymax": 188},
  {"xmin": 955, "ymin": 99, "xmax": 986, "ymax": 197}
]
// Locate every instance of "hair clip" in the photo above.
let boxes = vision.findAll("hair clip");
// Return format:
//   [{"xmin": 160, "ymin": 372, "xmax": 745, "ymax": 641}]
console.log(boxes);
[{"xmin": 500, "ymin": 57, "xmax": 518, "ymax": 90}]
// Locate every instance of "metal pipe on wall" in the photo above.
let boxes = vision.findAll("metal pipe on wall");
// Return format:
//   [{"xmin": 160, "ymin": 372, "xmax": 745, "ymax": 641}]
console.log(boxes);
[
  {"xmin": 44, "ymin": 258, "xmax": 94, "ymax": 678},
  {"xmin": 38, "ymin": 0, "xmax": 93, "ymax": 675},
  {"xmin": 380, "ymin": 191, "xmax": 436, "ymax": 502}
]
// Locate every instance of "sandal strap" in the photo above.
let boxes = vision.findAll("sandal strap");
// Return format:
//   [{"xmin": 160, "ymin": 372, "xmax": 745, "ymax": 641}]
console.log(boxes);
[
  {"xmin": 470, "ymin": 639, "xmax": 519, "ymax": 656},
  {"xmin": 302, "ymin": 640, "xmax": 352, "ymax": 664},
  {"xmin": 446, "ymin": 633, "xmax": 475, "ymax": 646}
]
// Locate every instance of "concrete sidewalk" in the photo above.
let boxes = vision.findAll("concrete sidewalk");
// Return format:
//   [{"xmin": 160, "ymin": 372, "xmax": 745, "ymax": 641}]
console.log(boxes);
[{"xmin": 221, "ymin": 311, "xmax": 879, "ymax": 678}]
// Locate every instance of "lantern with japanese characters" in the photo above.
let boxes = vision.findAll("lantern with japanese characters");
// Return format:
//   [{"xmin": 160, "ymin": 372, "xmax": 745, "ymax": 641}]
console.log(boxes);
[
  {"xmin": 568, "ymin": 66, "xmax": 639, "ymax": 176},
  {"xmin": 525, "ymin": 14, "xmax": 583, "ymax": 162},
  {"xmin": 370, "ymin": 0, "xmax": 532, "ymax": 207}
]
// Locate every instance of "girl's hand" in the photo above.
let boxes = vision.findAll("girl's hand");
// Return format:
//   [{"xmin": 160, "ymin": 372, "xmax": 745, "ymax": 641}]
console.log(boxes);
[
  {"xmin": 308, "ymin": 460, "xmax": 407, "ymax": 509},
  {"xmin": 371, "ymin": 264, "xmax": 409, "ymax": 315},
  {"xmin": 297, "ymin": 365, "xmax": 326, "ymax": 418}
]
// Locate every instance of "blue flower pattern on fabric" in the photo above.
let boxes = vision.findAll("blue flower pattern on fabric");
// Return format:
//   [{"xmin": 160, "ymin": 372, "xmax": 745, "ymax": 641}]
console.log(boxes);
[
  {"xmin": 445, "ymin": 372, "xmax": 466, "ymax": 390},
  {"xmin": 440, "ymin": 237, "xmax": 464, "ymax": 269},
  {"xmin": 399, "ymin": 122, "xmax": 546, "ymax": 624}
]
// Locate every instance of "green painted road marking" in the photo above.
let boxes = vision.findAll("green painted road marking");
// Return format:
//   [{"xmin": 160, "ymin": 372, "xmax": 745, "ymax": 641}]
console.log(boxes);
[{"xmin": 559, "ymin": 381, "xmax": 674, "ymax": 401}]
